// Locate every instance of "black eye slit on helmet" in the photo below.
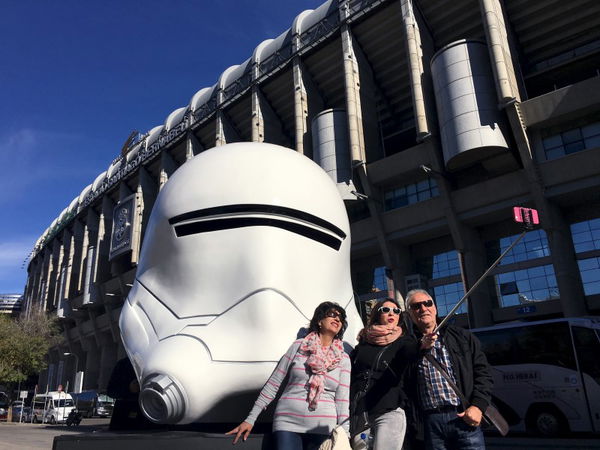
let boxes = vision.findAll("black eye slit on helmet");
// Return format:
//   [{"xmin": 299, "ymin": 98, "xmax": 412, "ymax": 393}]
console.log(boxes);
[{"xmin": 168, "ymin": 204, "xmax": 347, "ymax": 251}]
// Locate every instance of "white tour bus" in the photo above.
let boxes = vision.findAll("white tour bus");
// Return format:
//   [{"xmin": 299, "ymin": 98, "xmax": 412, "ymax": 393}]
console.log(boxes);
[
  {"xmin": 473, "ymin": 317, "xmax": 600, "ymax": 436},
  {"xmin": 31, "ymin": 391, "xmax": 75, "ymax": 424}
]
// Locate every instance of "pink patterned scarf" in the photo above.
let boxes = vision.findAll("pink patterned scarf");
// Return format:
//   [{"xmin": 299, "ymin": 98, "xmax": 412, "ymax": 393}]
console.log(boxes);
[
  {"xmin": 360, "ymin": 324, "xmax": 403, "ymax": 346},
  {"xmin": 300, "ymin": 331, "xmax": 344, "ymax": 411}
]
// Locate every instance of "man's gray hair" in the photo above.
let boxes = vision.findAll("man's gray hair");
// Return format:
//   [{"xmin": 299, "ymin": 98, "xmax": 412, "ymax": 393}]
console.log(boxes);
[{"xmin": 405, "ymin": 288, "xmax": 432, "ymax": 310}]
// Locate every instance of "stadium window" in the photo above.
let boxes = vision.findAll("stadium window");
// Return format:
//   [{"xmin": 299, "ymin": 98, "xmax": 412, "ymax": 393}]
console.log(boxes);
[
  {"xmin": 571, "ymin": 218, "xmax": 600, "ymax": 253},
  {"xmin": 354, "ymin": 265, "xmax": 388, "ymax": 295},
  {"xmin": 570, "ymin": 219, "xmax": 600, "ymax": 297},
  {"xmin": 486, "ymin": 229, "xmax": 550, "ymax": 266},
  {"xmin": 432, "ymin": 282, "xmax": 466, "ymax": 317},
  {"xmin": 494, "ymin": 265, "xmax": 559, "ymax": 307},
  {"xmin": 577, "ymin": 258, "xmax": 600, "ymax": 296},
  {"xmin": 417, "ymin": 250, "xmax": 461, "ymax": 280},
  {"xmin": 383, "ymin": 178, "xmax": 438, "ymax": 211},
  {"xmin": 542, "ymin": 121, "xmax": 600, "ymax": 160}
]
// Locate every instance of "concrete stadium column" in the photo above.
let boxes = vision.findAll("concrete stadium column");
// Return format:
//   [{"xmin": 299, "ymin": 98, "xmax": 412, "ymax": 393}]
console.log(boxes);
[
  {"xmin": 76, "ymin": 220, "xmax": 91, "ymax": 294},
  {"xmin": 50, "ymin": 241, "xmax": 64, "ymax": 310},
  {"xmin": 103, "ymin": 301, "xmax": 120, "ymax": 344},
  {"xmin": 216, "ymin": 81, "xmax": 242, "ymax": 146},
  {"xmin": 251, "ymin": 84, "xmax": 265, "ymax": 143},
  {"xmin": 97, "ymin": 333, "xmax": 118, "ymax": 392},
  {"xmin": 216, "ymin": 110, "xmax": 241, "ymax": 146},
  {"xmin": 82, "ymin": 339, "xmax": 101, "ymax": 391},
  {"xmin": 544, "ymin": 203, "xmax": 587, "ymax": 316},
  {"xmin": 479, "ymin": 0, "xmax": 521, "ymax": 105},
  {"xmin": 133, "ymin": 166, "xmax": 157, "ymax": 265},
  {"xmin": 95, "ymin": 196, "xmax": 114, "ymax": 283},
  {"xmin": 340, "ymin": 21, "xmax": 366, "ymax": 164},
  {"xmin": 62, "ymin": 229, "xmax": 76, "ymax": 301},
  {"xmin": 257, "ymin": 87, "xmax": 290, "ymax": 146},
  {"xmin": 400, "ymin": 0, "xmax": 435, "ymax": 140},
  {"xmin": 392, "ymin": 244, "xmax": 414, "ymax": 308},
  {"xmin": 291, "ymin": 56, "xmax": 325, "ymax": 156},
  {"xmin": 461, "ymin": 227, "xmax": 494, "ymax": 327},
  {"xmin": 505, "ymin": 103, "xmax": 587, "ymax": 316},
  {"xmin": 40, "ymin": 250, "xmax": 52, "ymax": 311},
  {"xmin": 185, "ymin": 131, "xmax": 204, "ymax": 161},
  {"xmin": 24, "ymin": 264, "xmax": 36, "ymax": 315},
  {"xmin": 46, "ymin": 243, "xmax": 61, "ymax": 310},
  {"xmin": 27, "ymin": 258, "xmax": 45, "ymax": 315},
  {"xmin": 159, "ymin": 151, "xmax": 178, "ymax": 189},
  {"xmin": 340, "ymin": 19, "xmax": 403, "ymax": 302},
  {"xmin": 69, "ymin": 219, "xmax": 85, "ymax": 298}
]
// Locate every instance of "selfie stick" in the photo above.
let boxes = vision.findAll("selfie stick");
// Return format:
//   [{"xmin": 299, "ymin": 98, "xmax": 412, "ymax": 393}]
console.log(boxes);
[{"xmin": 433, "ymin": 207, "xmax": 540, "ymax": 334}]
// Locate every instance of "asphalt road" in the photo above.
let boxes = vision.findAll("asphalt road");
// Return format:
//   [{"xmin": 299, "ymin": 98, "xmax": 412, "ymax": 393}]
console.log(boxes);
[{"xmin": 1, "ymin": 419, "xmax": 600, "ymax": 450}]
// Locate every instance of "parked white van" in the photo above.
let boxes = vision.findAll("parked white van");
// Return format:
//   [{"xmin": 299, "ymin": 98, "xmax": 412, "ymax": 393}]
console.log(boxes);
[{"xmin": 31, "ymin": 391, "xmax": 75, "ymax": 424}]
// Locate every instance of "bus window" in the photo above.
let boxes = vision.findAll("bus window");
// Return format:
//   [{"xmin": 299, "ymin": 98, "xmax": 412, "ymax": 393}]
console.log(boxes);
[
  {"xmin": 475, "ymin": 329, "xmax": 513, "ymax": 366},
  {"xmin": 572, "ymin": 327, "xmax": 600, "ymax": 385},
  {"xmin": 572, "ymin": 326, "xmax": 600, "ymax": 433},
  {"xmin": 477, "ymin": 322, "xmax": 576, "ymax": 370},
  {"xmin": 516, "ymin": 322, "xmax": 576, "ymax": 370}
]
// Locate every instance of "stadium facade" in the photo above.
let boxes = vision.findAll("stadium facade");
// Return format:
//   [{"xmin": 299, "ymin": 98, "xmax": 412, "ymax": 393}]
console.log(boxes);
[
  {"xmin": 0, "ymin": 294, "xmax": 23, "ymax": 316},
  {"xmin": 22, "ymin": 0, "xmax": 600, "ymax": 393}
]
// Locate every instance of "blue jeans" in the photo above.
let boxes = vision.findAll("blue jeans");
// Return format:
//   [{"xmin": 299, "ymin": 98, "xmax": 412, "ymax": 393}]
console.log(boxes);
[
  {"xmin": 424, "ymin": 411, "xmax": 485, "ymax": 450},
  {"xmin": 272, "ymin": 430, "xmax": 328, "ymax": 450}
]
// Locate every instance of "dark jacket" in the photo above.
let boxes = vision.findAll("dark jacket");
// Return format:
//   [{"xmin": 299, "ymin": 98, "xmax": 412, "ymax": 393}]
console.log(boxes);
[
  {"xmin": 434, "ymin": 325, "xmax": 493, "ymax": 412},
  {"xmin": 350, "ymin": 334, "xmax": 420, "ymax": 435},
  {"xmin": 406, "ymin": 325, "xmax": 493, "ymax": 442}
]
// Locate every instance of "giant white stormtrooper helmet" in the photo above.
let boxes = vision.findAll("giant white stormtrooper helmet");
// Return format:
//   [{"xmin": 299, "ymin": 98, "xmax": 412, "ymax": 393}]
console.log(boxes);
[{"xmin": 119, "ymin": 142, "xmax": 362, "ymax": 424}]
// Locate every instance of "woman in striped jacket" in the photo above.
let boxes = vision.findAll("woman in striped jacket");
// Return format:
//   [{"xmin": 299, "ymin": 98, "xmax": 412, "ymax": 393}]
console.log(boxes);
[{"xmin": 227, "ymin": 301, "xmax": 351, "ymax": 450}]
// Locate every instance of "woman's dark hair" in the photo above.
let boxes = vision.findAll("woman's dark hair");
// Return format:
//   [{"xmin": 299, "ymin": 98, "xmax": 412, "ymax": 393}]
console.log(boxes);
[
  {"xmin": 367, "ymin": 297, "xmax": 402, "ymax": 328},
  {"xmin": 308, "ymin": 301, "xmax": 348, "ymax": 340}
]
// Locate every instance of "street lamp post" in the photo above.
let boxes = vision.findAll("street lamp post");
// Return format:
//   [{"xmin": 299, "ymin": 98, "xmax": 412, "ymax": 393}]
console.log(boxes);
[{"xmin": 63, "ymin": 352, "xmax": 80, "ymax": 393}]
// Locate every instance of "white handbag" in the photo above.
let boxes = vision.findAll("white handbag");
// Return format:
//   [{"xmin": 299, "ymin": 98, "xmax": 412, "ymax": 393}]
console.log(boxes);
[{"xmin": 318, "ymin": 424, "xmax": 352, "ymax": 450}]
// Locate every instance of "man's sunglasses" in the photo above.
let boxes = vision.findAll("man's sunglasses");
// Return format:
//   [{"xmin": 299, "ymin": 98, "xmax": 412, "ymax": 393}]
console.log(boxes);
[
  {"xmin": 409, "ymin": 299, "xmax": 434, "ymax": 310},
  {"xmin": 377, "ymin": 306, "xmax": 401, "ymax": 315},
  {"xmin": 325, "ymin": 310, "xmax": 343, "ymax": 319}
]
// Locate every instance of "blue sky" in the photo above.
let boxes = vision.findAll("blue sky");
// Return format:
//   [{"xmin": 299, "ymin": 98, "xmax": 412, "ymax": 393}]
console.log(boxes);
[{"xmin": 0, "ymin": 0, "xmax": 324, "ymax": 293}]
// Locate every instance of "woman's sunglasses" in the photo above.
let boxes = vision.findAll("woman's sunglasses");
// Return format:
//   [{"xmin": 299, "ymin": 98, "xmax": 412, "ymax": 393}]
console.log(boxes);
[
  {"xmin": 377, "ymin": 306, "xmax": 401, "ymax": 315},
  {"xmin": 325, "ymin": 310, "xmax": 343, "ymax": 319}
]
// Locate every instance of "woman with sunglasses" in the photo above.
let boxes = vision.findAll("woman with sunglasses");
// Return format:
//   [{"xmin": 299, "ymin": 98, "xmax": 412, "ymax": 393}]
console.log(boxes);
[
  {"xmin": 227, "ymin": 301, "xmax": 351, "ymax": 450},
  {"xmin": 350, "ymin": 297, "xmax": 434, "ymax": 450}
]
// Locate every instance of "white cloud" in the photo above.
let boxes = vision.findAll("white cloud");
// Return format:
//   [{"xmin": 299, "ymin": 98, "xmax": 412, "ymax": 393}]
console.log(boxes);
[
  {"xmin": 0, "ymin": 236, "xmax": 35, "ymax": 267},
  {"xmin": 0, "ymin": 128, "xmax": 86, "ymax": 204},
  {"xmin": 0, "ymin": 236, "xmax": 36, "ymax": 293}
]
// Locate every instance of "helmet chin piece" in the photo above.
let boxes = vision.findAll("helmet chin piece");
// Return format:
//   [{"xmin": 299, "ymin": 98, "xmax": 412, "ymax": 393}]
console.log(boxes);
[{"xmin": 140, "ymin": 373, "xmax": 186, "ymax": 424}]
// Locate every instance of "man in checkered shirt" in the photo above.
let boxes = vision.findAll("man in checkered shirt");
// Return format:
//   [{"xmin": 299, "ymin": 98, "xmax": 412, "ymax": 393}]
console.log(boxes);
[{"xmin": 406, "ymin": 289, "xmax": 492, "ymax": 449}]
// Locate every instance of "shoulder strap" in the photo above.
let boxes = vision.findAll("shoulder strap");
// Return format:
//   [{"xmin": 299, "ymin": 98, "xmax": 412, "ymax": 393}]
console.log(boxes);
[{"xmin": 424, "ymin": 353, "xmax": 468, "ymax": 407}]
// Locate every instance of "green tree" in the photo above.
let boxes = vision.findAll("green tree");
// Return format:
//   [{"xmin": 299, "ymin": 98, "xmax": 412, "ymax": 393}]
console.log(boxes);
[{"xmin": 0, "ymin": 312, "xmax": 62, "ymax": 384}]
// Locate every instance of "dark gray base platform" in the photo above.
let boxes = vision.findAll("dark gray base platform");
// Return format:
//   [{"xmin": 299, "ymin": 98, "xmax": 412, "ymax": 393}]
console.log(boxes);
[{"xmin": 53, "ymin": 431, "xmax": 272, "ymax": 450}]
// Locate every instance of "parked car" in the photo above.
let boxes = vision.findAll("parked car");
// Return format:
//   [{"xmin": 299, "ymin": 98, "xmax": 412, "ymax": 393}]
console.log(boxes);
[
  {"xmin": 95, "ymin": 394, "xmax": 114, "ymax": 417},
  {"xmin": 11, "ymin": 406, "xmax": 31, "ymax": 422},
  {"xmin": 70, "ymin": 391, "xmax": 114, "ymax": 418},
  {"xmin": 0, "ymin": 392, "xmax": 8, "ymax": 422}
]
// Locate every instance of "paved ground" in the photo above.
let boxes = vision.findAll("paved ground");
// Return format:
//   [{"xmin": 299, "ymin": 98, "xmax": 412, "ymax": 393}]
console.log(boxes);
[
  {"xmin": 0, "ymin": 418, "xmax": 109, "ymax": 450},
  {"xmin": 1, "ymin": 419, "xmax": 600, "ymax": 450}
]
